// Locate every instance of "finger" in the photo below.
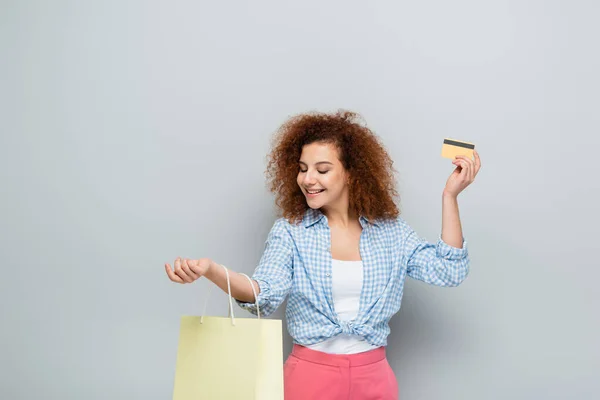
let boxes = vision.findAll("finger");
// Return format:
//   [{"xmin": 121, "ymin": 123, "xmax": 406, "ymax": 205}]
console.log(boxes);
[
  {"xmin": 453, "ymin": 156, "xmax": 467, "ymax": 169},
  {"xmin": 456, "ymin": 155, "xmax": 475, "ymax": 169},
  {"xmin": 182, "ymin": 259, "xmax": 200, "ymax": 280},
  {"xmin": 457, "ymin": 159, "xmax": 471, "ymax": 178},
  {"xmin": 175, "ymin": 268, "xmax": 193, "ymax": 283},
  {"xmin": 453, "ymin": 157, "xmax": 467, "ymax": 167},
  {"xmin": 165, "ymin": 263, "xmax": 184, "ymax": 283},
  {"xmin": 469, "ymin": 161, "xmax": 475, "ymax": 181},
  {"xmin": 187, "ymin": 259, "xmax": 204, "ymax": 276},
  {"xmin": 452, "ymin": 160, "xmax": 463, "ymax": 174},
  {"xmin": 456, "ymin": 157, "xmax": 474, "ymax": 181},
  {"xmin": 465, "ymin": 154, "xmax": 476, "ymax": 180},
  {"xmin": 474, "ymin": 150, "xmax": 481, "ymax": 173},
  {"xmin": 174, "ymin": 257, "xmax": 194, "ymax": 283}
]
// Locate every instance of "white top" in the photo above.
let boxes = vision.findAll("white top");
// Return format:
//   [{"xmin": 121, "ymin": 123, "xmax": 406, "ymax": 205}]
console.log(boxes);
[{"xmin": 306, "ymin": 259, "xmax": 380, "ymax": 354}]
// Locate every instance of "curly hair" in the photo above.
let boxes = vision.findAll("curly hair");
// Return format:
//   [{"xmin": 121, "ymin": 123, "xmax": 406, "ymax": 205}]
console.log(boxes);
[{"xmin": 265, "ymin": 110, "xmax": 401, "ymax": 225}]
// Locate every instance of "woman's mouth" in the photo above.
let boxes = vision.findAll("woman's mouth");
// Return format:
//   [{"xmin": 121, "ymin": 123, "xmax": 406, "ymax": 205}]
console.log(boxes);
[{"xmin": 306, "ymin": 189, "xmax": 325, "ymax": 198}]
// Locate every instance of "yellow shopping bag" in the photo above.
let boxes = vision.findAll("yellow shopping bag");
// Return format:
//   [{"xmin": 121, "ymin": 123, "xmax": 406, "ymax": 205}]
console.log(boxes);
[{"xmin": 172, "ymin": 265, "xmax": 284, "ymax": 400}]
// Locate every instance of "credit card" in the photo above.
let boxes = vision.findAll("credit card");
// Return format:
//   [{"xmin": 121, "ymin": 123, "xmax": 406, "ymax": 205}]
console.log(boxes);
[{"xmin": 441, "ymin": 138, "xmax": 475, "ymax": 159}]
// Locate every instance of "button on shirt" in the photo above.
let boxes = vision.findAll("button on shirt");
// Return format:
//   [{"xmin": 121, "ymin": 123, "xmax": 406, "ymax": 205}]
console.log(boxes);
[{"xmin": 235, "ymin": 208, "xmax": 470, "ymax": 347}]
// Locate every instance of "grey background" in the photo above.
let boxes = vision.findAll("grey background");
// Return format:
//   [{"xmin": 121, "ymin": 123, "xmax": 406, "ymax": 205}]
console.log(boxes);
[{"xmin": 1, "ymin": 0, "xmax": 599, "ymax": 399}]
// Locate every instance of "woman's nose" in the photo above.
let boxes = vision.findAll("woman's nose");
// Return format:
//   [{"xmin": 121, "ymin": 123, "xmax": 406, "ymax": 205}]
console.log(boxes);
[{"xmin": 303, "ymin": 170, "xmax": 317, "ymax": 185}]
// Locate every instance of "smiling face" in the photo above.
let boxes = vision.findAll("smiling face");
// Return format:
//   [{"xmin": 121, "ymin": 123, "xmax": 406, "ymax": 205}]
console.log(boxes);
[{"xmin": 297, "ymin": 141, "xmax": 350, "ymax": 211}]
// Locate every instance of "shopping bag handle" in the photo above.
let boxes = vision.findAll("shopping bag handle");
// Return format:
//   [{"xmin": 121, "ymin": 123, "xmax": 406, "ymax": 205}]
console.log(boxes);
[
  {"xmin": 200, "ymin": 264, "xmax": 261, "ymax": 326},
  {"xmin": 239, "ymin": 272, "xmax": 261, "ymax": 320}
]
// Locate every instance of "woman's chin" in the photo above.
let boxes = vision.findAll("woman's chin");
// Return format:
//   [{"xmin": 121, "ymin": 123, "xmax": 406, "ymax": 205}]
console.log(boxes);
[{"xmin": 306, "ymin": 198, "xmax": 323, "ymax": 209}]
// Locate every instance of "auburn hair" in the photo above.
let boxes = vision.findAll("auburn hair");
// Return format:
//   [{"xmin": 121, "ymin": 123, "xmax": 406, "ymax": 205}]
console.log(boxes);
[{"xmin": 265, "ymin": 110, "xmax": 401, "ymax": 225}]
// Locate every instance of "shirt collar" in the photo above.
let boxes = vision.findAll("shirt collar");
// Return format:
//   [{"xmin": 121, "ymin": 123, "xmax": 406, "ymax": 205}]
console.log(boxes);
[{"xmin": 302, "ymin": 208, "xmax": 380, "ymax": 228}]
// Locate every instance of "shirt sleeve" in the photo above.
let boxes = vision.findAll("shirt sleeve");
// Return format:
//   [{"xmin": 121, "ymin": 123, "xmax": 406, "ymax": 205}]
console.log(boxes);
[
  {"xmin": 398, "ymin": 217, "xmax": 470, "ymax": 287},
  {"xmin": 235, "ymin": 218, "xmax": 294, "ymax": 317}
]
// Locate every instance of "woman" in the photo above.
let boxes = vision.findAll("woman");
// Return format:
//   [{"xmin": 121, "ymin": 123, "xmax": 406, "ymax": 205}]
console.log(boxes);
[{"xmin": 165, "ymin": 110, "xmax": 481, "ymax": 399}]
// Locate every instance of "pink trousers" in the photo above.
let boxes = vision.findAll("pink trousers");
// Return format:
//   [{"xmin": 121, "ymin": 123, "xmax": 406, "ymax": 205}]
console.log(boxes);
[{"xmin": 284, "ymin": 344, "xmax": 399, "ymax": 400}]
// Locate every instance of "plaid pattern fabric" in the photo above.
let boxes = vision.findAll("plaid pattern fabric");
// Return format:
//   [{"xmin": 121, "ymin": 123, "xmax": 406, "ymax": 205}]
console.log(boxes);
[{"xmin": 236, "ymin": 208, "xmax": 470, "ymax": 346}]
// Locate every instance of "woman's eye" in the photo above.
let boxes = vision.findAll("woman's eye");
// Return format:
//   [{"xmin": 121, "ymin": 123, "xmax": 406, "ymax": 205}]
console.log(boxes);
[{"xmin": 298, "ymin": 169, "xmax": 328, "ymax": 174}]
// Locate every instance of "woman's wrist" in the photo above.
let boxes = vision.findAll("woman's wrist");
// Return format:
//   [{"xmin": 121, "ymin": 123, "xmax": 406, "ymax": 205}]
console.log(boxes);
[
  {"xmin": 442, "ymin": 189, "xmax": 458, "ymax": 200},
  {"xmin": 204, "ymin": 259, "xmax": 219, "ymax": 282}
]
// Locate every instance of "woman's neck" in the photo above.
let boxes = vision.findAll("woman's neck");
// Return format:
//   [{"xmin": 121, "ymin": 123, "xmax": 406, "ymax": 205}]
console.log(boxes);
[{"xmin": 321, "ymin": 205, "xmax": 359, "ymax": 229}]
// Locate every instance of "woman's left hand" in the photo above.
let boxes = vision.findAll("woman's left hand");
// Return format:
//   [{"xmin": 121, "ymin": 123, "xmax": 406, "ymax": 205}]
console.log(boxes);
[{"xmin": 443, "ymin": 150, "xmax": 481, "ymax": 197}]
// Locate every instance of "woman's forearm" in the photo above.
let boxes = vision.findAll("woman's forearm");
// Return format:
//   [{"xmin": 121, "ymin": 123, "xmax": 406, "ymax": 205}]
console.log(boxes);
[
  {"xmin": 441, "ymin": 191, "xmax": 464, "ymax": 248},
  {"xmin": 204, "ymin": 261, "xmax": 260, "ymax": 303}
]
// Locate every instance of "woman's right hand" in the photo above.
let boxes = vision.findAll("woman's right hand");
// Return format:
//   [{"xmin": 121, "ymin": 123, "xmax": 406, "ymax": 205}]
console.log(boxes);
[{"xmin": 164, "ymin": 257, "xmax": 213, "ymax": 284}]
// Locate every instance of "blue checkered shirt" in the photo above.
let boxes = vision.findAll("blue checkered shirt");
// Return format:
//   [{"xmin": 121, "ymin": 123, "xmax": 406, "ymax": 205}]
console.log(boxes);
[{"xmin": 236, "ymin": 208, "xmax": 470, "ymax": 347}]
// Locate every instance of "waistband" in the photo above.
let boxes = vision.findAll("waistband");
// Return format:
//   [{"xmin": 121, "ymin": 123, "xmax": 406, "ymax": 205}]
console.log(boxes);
[{"xmin": 291, "ymin": 344, "xmax": 386, "ymax": 367}]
